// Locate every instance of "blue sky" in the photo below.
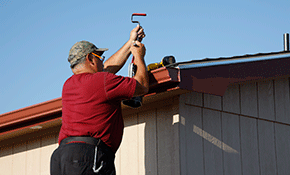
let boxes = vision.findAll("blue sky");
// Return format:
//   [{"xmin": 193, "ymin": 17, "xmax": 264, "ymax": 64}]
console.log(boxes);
[{"xmin": 1, "ymin": 0, "xmax": 289, "ymax": 114}]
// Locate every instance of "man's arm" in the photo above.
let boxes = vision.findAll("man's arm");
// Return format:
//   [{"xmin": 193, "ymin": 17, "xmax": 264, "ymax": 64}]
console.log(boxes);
[
  {"xmin": 103, "ymin": 25, "xmax": 145, "ymax": 74},
  {"xmin": 130, "ymin": 41, "xmax": 149, "ymax": 97}
]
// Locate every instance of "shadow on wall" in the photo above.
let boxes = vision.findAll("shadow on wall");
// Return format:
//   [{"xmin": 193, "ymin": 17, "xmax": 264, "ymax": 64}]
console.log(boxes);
[
  {"xmin": 141, "ymin": 105, "xmax": 240, "ymax": 175},
  {"xmin": 192, "ymin": 124, "xmax": 238, "ymax": 154}
]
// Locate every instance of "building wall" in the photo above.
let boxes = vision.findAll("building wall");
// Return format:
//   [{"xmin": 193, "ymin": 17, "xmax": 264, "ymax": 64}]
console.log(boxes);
[
  {"xmin": 116, "ymin": 96, "xmax": 181, "ymax": 175},
  {"xmin": 179, "ymin": 77, "xmax": 290, "ymax": 175},
  {"xmin": 0, "ymin": 126, "xmax": 59, "ymax": 175},
  {"xmin": 1, "ymin": 77, "xmax": 290, "ymax": 175}
]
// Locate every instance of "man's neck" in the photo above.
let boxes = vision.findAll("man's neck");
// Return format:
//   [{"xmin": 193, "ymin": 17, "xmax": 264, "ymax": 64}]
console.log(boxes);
[{"xmin": 72, "ymin": 65, "xmax": 95, "ymax": 75}]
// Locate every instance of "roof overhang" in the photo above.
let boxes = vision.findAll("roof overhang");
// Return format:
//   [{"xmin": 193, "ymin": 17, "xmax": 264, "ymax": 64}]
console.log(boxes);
[
  {"xmin": 1, "ymin": 51, "xmax": 290, "ymax": 140},
  {"xmin": 177, "ymin": 52, "xmax": 290, "ymax": 95},
  {"xmin": 0, "ymin": 69, "xmax": 186, "ymax": 141},
  {"xmin": 0, "ymin": 98, "xmax": 62, "ymax": 141}
]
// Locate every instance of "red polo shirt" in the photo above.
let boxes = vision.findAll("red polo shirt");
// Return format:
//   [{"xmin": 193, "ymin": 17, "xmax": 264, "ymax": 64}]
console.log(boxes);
[{"xmin": 58, "ymin": 72, "xmax": 136, "ymax": 153}]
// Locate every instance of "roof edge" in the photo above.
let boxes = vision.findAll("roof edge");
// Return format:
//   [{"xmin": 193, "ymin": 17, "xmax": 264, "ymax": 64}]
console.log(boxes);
[{"xmin": 0, "ymin": 67, "xmax": 181, "ymax": 138}]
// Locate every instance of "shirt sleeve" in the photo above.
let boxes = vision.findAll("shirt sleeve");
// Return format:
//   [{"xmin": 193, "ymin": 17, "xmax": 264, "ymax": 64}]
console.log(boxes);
[{"xmin": 104, "ymin": 72, "xmax": 136, "ymax": 100}]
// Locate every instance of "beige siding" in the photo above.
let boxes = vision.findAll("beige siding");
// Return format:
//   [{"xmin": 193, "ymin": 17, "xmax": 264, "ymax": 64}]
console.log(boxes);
[
  {"xmin": 240, "ymin": 81, "xmax": 258, "ymax": 117},
  {"xmin": 221, "ymin": 113, "xmax": 241, "ymax": 175},
  {"xmin": 116, "ymin": 97, "xmax": 180, "ymax": 175},
  {"xmin": 204, "ymin": 93, "xmax": 222, "ymax": 110},
  {"xmin": 157, "ymin": 104, "xmax": 180, "ymax": 175},
  {"xmin": 275, "ymin": 123, "xmax": 290, "ymax": 174},
  {"xmin": 223, "ymin": 84, "xmax": 240, "ymax": 114},
  {"xmin": 1, "ymin": 77, "xmax": 290, "ymax": 175},
  {"xmin": 41, "ymin": 134, "xmax": 58, "ymax": 175},
  {"xmin": 258, "ymin": 120, "xmax": 277, "ymax": 175},
  {"xmin": 240, "ymin": 117, "xmax": 260, "ymax": 175},
  {"xmin": 182, "ymin": 91, "xmax": 203, "ymax": 107},
  {"xmin": 180, "ymin": 78, "xmax": 290, "ymax": 175},
  {"xmin": 138, "ymin": 110, "xmax": 157, "ymax": 175},
  {"xmin": 27, "ymin": 139, "xmax": 41, "ymax": 175},
  {"xmin": 13, "ymin": 143, "xmax": 27, "ymax": 175},
  {"xmin": 258, "ymin": 80, "xmax": 275, "ymax": 120},
  {"xmin": 274, "ymin": 77, "xmax": 290, "ymax": 124},
  {"xmin": 115, "ymin": 110, "xmax": 159, "ymax": 175},
  {"xmin": 0, "ymin": 127, "xmax": 59, "ymax": 175},
  {"xmin": 179, "ymin": 105, "xmax": 204, "ymax": 175},
  {"xmin": 118, "ymin": 114, "xmax": 139, "ymax": 175},
  {"xmin": 203, "ymin": 109, "xmax": 223, "ymax": 175},
  {"xmin": 0, "ymin": 145, "xmax": 13, "ymax": 175}
]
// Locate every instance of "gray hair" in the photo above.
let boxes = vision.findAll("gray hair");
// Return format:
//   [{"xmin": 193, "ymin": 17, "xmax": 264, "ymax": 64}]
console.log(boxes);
[{"xmin": 70, "ymin": 56, "xmax": 86, "ymax": 69}]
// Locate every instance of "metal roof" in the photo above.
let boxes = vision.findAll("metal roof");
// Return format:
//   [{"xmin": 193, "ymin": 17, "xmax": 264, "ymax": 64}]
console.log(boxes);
[{"xmin": 168, "ymin": 51, "xmax": 290, "ymax": 69}]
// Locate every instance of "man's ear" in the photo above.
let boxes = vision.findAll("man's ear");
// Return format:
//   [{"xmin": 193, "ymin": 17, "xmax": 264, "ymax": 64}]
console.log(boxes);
[{"xmin": 86, "ymin": 54, "xmax": 94, "ymax": 65}]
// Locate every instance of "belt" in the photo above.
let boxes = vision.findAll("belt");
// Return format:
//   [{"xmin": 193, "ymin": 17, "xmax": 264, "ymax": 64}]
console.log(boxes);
[
  {"xmin": 60, "ymin": 136, "xmax": 114, "ymax": 157},
  {"xmin": 60, "ymin": 136, "xmax": 115, "ymax": 173},
  {"xmin": 60, "ymin": 136, "xmax": 101, "ymax": 146}
]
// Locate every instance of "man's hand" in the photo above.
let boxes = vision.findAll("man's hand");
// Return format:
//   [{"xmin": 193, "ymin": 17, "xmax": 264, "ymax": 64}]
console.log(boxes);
[
  {"xmin": 130, "ymin": 41, "xmax": 149, "ymax": 96},
  {"xmin": 130, "ymin": 41, "xmax": 146, "ymax": 59},
  {"xmin": 130, "ymin": 25, "xmax": 146, "ymax": 42},
  {"xmin": 103, "ymin": 26, "xmax": 146, "ymax": 74}
]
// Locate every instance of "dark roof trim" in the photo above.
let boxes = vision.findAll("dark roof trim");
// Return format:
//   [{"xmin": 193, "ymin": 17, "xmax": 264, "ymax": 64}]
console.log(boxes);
[
  {"xmin": 178, "ymin": 52, "xmax": 290, "ymax": 95},
  {"xmin": 178, "ymin": 52, "xmax": 290, "ymax": 70}
]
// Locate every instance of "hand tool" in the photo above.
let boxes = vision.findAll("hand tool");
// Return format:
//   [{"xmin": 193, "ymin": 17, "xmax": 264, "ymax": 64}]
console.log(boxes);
[
  {"xmin": 147, "ymin": 55, "xmax": 176, "ymax": 71},
  {"xmin": 131, "ymin": 13, "xmax": 146, "ymax": 43},
  {"xmin": 122, "ymin": 13, "xmax": 147, "ymax": 108}
]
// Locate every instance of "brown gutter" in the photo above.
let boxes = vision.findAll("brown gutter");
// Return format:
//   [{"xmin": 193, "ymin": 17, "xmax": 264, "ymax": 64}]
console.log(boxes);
[
  {"xmin": 0, "ymin": 97, "xmax": 62, "ymax": 138},
  {"xmin": 0, "ymin": 97, "xmax": 62, "ymax": 128},
  {"xmin": 147, "ymin": 67, "xmax": 180, "ymax": 94}
]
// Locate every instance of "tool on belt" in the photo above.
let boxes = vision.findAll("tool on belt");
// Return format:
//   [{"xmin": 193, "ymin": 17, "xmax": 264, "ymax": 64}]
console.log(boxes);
[{"xmin": 122, "ymin": 13, "xmax": 147, "ymax": 108}]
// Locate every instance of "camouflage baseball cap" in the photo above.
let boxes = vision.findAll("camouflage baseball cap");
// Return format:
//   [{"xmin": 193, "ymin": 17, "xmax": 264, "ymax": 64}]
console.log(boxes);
[{"xmin": 68, "ymin": 40, "xmax": 108, "ymax": 66}]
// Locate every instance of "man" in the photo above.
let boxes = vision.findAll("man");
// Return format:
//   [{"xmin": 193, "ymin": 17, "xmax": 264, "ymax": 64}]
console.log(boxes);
[{"xmin": 50, "ymin": 25, "xmax": 149, "ymax": 175}]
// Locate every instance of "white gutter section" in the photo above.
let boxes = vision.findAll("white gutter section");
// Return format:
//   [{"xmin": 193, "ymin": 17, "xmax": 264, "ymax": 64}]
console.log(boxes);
[{"xmin": 178, "ymin": 52, "xmax": 290, "ymax": 70}]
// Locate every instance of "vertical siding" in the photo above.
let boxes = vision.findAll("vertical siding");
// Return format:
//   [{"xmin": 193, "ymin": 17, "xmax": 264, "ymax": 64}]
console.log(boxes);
[
  {"xmin": 1, "ymin": 77, "xmax": 290, "ymax": 175},
  {"xmin": 203, "ymin": 109, "xmax": 223, "ymax": 175},
  {"xmin": 138, "ymin": 110, "xmax": 157, "ymax": 175},
  {"xmin": 180, "ymin": 78, "xmax": 290, "ymax": 175},
  {"xmin": 0, "ymin": 127, "xmax": 59, "ymax": 175},
  {"xmin": 221, "ymin": 113, "xmax": 241, "ymax": 175},
  {"xmin": 12, "ymin": 142, "xmax": 27, "ymax": 175},
  {"xmin": 40, "ymin": 133, "xmax": 58, "ymax": 175},
  {"xmin": 223, "ymin": 84, "xmax": 240, "ymax": 114},
  {"xmin": 27, "ymin": 139, "xmax": 41, "ymax": 175},
  {"xmin": 204, "ymin": 94, "xmax": 222, "ymax": 110},
  {"xmin": 157, "ymin": 103, "xmax": 180, "ymax": 175},
  {"xmin": 240, "ymin": 81, "xmax": 258, "ymax": 117},
  {"xmin": 240, "ymin": 117, "xmax": 260, "ymax": 175},
  {"xmin": 0, "ymin": 145, "xmax": 12, "ymax": 175},
  {"xmin": 275, "ymin": 123, "xmax": 290, "ymax": 174},
  {"xmin": 118, "ymin": 114, "xmax": 139, "ymax": 175},
  {"xmin": 258, "ymin": 80, "xmax": 275, "ymax": 120},
  {"xmin": 116, "ymin": 97, "xmax": 179, "ymax": 175},
  {"xmin": 274, "ymin": 77, "xmax": 290, "ymax": 124},
  {"xmin": 179, "ymin": 104, "xmax": 204, "ymax": 175},
  {"xmin": 258, "ymin": 120, "xmax": 277, "ymax": 175},
  {"xmin": 116, "ymin": 110, "xmax": 159, "ymax": 175}
]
